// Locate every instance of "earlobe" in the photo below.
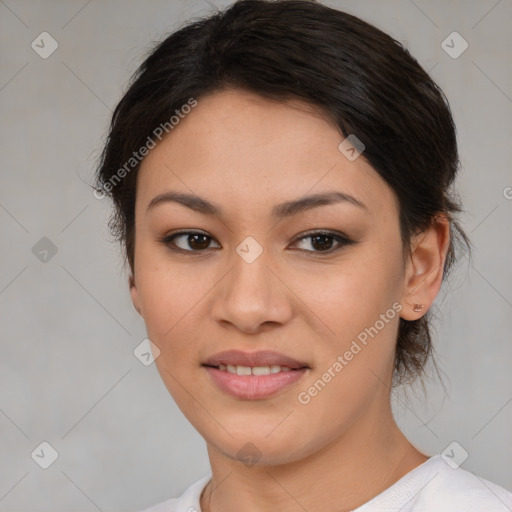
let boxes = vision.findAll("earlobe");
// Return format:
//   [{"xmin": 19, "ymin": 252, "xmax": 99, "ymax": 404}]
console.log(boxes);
[
  {"xmin": 400, "ymin": 215, "xmax": 451, "ymax": 321},
  {"xmin": 129, "ymin": 274, "xmax": 143, "ymax": 316}
]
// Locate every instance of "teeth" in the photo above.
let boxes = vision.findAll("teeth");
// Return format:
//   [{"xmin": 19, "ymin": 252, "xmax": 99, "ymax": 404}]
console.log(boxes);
[
  {"xmin": 252, "ymin": 366, "xmax": 270, "ymax": 375},
  {"xmin": 219, "ymin": 364, "xmax": 294, "ymax": 375},
  {"xmin": 236, "ymin": 365, "xmax": 252, "ymax": 376}
]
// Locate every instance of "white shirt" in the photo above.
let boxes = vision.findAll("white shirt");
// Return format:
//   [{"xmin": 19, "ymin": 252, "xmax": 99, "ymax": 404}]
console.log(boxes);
[{"xmin": 139, "ymin": 454, "xmax": 512, "ymax": 511}]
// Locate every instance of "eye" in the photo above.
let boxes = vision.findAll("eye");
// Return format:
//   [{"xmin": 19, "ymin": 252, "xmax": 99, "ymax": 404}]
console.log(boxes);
[
  {"xmin": 160, "ymin": 230, "xmax": 220, "ymax": 252},
  {"xmin": 291, "ymin": 231, "xmax": 354, "ymax": 253},
  {"xmin": 159, "ymin": 230, "xmax": 354, "ymax": 254}
]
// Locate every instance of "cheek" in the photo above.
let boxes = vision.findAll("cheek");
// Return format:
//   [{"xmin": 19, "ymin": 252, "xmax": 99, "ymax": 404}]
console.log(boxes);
[
  {"xmin": 135, "ymin": 262, "xmax": 207, "ymax": 404},
  {"xmin": 133, "ymin": 252, "xmax": 225, "ymax": 386},
  {"xmin": 297, "ymin": 249, "xmax": 403, "ymax": 339},
  {"xmin": 289, "ymin": 262, "xmax": 403, "ymax": 452},
  {"xmin": 136, "ymin": 266, "xmax": 205, "ymax": 344},
  {"xmin": 292, "ymin": 244, "xmax": 404, "ymax": 408}
]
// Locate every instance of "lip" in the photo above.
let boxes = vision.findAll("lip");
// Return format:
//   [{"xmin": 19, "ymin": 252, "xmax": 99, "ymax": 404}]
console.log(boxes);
[
  {"xmin": 202, "ymin": 350, "xmax": 310, "ymax": 400},
  {"xmin": 204, "ymin": 366, "xmax": 309, "ymax": 399},
  {"xmin": 202, "ymin": 350, "xmax": 309, "ymax": 369}
]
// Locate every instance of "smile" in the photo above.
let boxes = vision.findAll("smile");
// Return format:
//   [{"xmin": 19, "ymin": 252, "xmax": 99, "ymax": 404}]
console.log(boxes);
[{"xmin": 214, "ymin": 364, "xmax": 292, "ymax": 375}]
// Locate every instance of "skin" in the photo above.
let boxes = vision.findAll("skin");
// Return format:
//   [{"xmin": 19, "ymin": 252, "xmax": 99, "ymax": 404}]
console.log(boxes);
[{"xmin": 129, "ymin": 88, "xmax": 450, "ymax": 512}]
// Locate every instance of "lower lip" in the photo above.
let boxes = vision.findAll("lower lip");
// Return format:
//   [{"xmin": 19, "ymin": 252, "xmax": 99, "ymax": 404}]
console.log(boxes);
[{"xmin": 203, "ymin": 366, "xmax": 309, "ymax": 399}]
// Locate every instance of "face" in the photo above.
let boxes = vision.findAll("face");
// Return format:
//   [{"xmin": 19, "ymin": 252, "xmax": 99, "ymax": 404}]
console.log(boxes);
[{"xmin": 130, "ymin": 88, "xmax": 410, "ymax": 466}]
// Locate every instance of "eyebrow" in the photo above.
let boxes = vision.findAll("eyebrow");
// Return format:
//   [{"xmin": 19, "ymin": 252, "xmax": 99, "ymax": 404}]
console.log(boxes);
[{"xmin": 146, "ymin": 190, "xmax": 367, "ymax": 218}]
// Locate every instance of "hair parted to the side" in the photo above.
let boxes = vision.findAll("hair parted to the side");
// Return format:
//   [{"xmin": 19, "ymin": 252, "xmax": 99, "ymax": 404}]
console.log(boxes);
[{"xmin": 94, "ymin": 0, "xmax": 470, "ymax": 386}]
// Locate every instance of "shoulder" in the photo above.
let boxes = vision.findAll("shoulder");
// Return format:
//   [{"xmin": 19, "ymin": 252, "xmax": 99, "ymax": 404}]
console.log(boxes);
[
  {"xmin": 136, "ymin": 474, "xmax": 211, "ymax": 512},
  {"xmin": 412, "ymin": 455, "xmax": 512, "ymax": 511},
  {"xmin": 356, "ymin": 454, "xmax": 512, "ymax": 512}
]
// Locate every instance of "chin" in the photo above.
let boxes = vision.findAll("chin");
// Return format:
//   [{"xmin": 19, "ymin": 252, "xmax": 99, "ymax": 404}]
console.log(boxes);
[{"xmin": 200, "ymin": 417, "xmax": 321, "ymax": 466}]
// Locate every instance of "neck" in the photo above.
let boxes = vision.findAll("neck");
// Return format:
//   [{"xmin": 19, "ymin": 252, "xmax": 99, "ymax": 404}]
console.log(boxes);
[{"xmin": 200, "ymin": 406, "xmax": 428, "ymax": 512}]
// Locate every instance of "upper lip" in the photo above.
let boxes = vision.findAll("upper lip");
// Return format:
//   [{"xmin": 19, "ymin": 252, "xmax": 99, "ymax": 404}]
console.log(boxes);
[{"xmin": 203, "ymin": 350, "xmax": 309, "ymax": 369}]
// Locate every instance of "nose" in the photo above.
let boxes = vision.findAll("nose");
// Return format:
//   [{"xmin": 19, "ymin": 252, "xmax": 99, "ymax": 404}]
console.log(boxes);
[{"xmin": 211, "ymin": 246, "xmax": 293, "ymax": 335}]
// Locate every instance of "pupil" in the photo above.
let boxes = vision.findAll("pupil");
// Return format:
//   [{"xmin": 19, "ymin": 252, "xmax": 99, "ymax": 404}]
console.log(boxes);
[
  {"xmin": 189, "ymin": 234, "xmax": 210, "ymax": 250},
  {"xmin": 312, "ymin": 235, "xmax": 333, "ymax": 251}
]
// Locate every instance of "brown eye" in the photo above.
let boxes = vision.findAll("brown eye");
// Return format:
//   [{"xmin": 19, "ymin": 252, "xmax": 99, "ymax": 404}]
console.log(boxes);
[
  {"xmin": 292, "ymin": 231, "xmax": 354, "ymax": 253},
  {"xmin": 160, "ymin": 231, "xmax": 220, "ymax": 252}
]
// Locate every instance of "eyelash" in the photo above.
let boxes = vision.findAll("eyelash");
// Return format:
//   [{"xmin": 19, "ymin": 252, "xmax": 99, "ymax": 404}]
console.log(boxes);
[{"xmin": 159, "ymin": 229, "xmax": 355, "ymax": 255}]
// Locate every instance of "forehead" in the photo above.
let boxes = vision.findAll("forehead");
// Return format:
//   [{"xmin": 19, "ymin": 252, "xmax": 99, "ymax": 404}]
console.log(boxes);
[{"xmin": 136, "ymin": 88, "xmax": 398, "ymax": 220}]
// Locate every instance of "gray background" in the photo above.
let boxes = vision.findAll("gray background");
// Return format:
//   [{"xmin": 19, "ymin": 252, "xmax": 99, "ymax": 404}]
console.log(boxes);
[{"xmin": 1, "ymin": 0, "xmax": 511, "ymax": 510}]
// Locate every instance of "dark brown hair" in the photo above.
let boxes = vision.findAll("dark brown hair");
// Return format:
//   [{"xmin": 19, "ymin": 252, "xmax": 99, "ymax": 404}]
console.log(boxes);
[{"xmin": 95, "ymin": 0, "xmax": 470, "ymax": 385}]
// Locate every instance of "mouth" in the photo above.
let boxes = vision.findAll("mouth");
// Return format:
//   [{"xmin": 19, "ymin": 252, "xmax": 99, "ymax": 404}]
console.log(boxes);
[
  {"xmin": 201, "ymin": 350, "xmax": 310, "ymax": 399},
  {"xmin": 203, "ymin": 363, "xmax": 307, "ymax": 375},
  {"xmin": 202, "ymin": 349, "xmax": 310, "ymax": 370}
]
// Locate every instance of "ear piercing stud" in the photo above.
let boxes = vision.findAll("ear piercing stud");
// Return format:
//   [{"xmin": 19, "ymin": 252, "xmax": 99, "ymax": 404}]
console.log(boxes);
[{"xmin": 413, "ymin": 304, "xmax": 425, "ymax": 312}]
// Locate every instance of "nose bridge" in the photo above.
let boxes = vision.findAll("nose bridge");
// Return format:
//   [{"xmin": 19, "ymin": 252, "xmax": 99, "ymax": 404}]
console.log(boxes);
[
  {"xmin": 229, "ymin": 239, "xmax": 275, "ymax": 306},
  {"xmin": 212, "ymin": 236, "xmax": 291, "ymax": 331}
]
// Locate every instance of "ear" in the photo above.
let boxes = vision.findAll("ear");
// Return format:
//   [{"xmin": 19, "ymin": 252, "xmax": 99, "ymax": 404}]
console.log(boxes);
[
  {"xmin": 129, "ymin": 274, "xmax": 143, "ymax": 316},
  {"xmin": 400, "ymin": 215, "xmax": 451, "ymax": 320}
]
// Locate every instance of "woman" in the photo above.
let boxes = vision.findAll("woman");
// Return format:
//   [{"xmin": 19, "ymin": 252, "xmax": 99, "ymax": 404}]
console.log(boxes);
[{"xmin": 95, "ymin": 1, "xmax": 512, "ymax": 510}]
